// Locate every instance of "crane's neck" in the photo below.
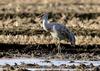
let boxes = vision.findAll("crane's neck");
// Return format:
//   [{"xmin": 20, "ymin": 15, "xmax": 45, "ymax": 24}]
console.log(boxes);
[{"xmin": 42, "ymin": 17, "xmax": 49, "ymax": 31}]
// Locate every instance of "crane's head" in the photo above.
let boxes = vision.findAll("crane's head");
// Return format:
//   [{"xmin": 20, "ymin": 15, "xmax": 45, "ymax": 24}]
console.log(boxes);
[
  {"xmin": 37, "ymin": 13, "xmax": 48, "ymax": 20},
  {"xmin": 37, "ymin": 13, "xmax": 49, "ymax": 27},
  {"xmin": 41, "ymin": 13, "xmax": 48, "ymax": 20}
]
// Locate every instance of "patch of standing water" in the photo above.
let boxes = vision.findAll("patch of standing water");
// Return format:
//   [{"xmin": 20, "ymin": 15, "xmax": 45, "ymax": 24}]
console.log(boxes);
[
  {"xmin": 27, "ymin": 68, "xmax": 77, "ymax": 71},
  {"xmin": 0, "ymin": 57, "xmax": 100, "ymax": 66}
]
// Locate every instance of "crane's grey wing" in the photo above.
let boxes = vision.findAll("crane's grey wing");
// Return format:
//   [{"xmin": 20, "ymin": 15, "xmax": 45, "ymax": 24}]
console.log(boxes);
[
  {"xmin": 52, "ymin": 24, "xmax": 70, "ymax": 39},
  {"xmin": 53, "ymin": 24, "xmax": 75, "ymax": 44}
]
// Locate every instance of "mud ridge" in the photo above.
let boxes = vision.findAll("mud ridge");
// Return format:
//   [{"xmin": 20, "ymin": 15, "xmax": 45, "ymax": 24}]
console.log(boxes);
[{"xmin": 0, "ymin": 43, "xmax": 100, "ymax": 53}]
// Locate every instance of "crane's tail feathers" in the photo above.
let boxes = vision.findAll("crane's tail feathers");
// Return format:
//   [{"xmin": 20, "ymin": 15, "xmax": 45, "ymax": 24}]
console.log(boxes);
[{"xmin": 71, "ymin": 41, "xmax": 75, "ymax": 47}]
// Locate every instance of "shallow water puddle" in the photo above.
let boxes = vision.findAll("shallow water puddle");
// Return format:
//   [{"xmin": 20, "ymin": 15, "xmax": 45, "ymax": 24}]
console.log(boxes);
[
  {"xmin": 0, "ymin": 58, "xmax": 100, "ymax": 66},
  {"xmin": 27, "ymin": 68, "xmax": 77, "ymax": 71},
  {"xmin": 0, "ymin": 58, "xmax": 100, "ymax": 71}
]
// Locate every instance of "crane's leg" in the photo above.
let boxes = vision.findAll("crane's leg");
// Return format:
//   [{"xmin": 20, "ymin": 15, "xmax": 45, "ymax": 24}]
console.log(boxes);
[
  {"xmin": 54, "ymin": 39, "xmax": 62, "ymax": 55},
  {"xmin": 57, "ymin": 40, "xmax": 61, "ymax": 54}
]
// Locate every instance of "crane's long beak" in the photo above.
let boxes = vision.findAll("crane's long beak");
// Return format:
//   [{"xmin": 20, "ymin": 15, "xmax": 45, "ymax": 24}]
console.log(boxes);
[{"xmin": 38, "ymin": 14, "xmax": 44, "ymax": 21}]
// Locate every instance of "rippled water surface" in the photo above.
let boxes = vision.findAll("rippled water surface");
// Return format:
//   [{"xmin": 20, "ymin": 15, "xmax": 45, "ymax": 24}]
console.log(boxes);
[
  {"xmin": 0, "ymin": 58, "xmax": 100, "ymax": 71},
  {"xmin": 0, "ymin": 58, "xmax": 100, "ymax": 66}
]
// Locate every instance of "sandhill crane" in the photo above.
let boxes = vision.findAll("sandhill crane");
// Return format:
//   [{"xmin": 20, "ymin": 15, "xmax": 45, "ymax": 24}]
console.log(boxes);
[{"xmin": 42, "ymin": 13, "xmax": 75, "ymax": 54}]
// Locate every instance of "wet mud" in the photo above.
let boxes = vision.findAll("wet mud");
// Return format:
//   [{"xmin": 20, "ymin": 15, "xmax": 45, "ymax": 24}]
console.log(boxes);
[{"xmin": 0, "ymin": 43, "xmax": 100, "ymax": 60}]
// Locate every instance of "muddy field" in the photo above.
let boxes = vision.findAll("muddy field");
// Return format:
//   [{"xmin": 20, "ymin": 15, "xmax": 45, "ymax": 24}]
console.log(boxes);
[{"xmin": 0, "ymin": 0, "xmax": 100, "ymax": 71}]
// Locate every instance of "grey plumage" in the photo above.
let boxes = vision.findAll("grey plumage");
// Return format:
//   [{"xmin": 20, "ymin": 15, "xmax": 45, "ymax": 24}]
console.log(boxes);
[{"xmin": 42, "ymin": 13, "xmax": 75, "ymax": 53}]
